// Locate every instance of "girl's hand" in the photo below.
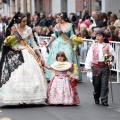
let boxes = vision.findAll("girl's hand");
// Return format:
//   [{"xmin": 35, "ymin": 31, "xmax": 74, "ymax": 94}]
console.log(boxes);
[
  {"xmin": 11, "ymin": 46, "xmax": 20, "ymax": 51},
  {"xmin": 69, "ymin": 64, "xmax": 74, "ymax": 72}
]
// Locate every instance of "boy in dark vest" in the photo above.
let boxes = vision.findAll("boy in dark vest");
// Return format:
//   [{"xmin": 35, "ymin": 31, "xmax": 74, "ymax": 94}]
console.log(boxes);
[{"xmin": 85, "ymin": 30, "xmax": 116, "ymax": 106}]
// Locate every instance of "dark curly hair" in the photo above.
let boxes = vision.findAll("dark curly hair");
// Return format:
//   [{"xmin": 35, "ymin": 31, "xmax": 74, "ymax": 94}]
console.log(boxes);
[
  {"xmin": 15, "ymin": 13, "xmax": 27, "ymax": 24},
  {"xmin": 57, "ymin": 12, "xmax": 70, "ymax": 23},
  {"xmin": 5, "ymin": 12, "xmax": 27, "ymax": 37}
]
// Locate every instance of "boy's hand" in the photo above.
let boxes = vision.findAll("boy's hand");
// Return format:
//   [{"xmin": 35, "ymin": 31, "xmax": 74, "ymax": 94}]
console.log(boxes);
[
  {"xmin": 108, "ymin": 64, "xmax": 112, "ymax": 69},
  {"xmin": 87, "ymin": 69, "xmax": 92, "ymax": 72}
]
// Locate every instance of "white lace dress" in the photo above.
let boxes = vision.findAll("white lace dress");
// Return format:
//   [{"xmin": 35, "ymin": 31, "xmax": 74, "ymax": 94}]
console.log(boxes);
[{"xmin": 0, "ymin": 24, "xmax": 47, "ymax": 104}]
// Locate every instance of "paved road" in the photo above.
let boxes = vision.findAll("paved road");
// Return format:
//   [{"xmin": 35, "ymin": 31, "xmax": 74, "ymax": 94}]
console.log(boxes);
[{"xmin": 0, "ymin": 73, "xmax": 120, "ymax": 120}]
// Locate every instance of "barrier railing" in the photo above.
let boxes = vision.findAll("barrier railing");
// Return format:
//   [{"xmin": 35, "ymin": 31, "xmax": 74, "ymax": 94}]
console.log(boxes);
[
  {"xmin": 79, "ymin": 39, "xmax": 120, "ymax": 83},
  {"xmin": 109, "ymin": 41, "xmax": 120, "ymax": 83},
  {"xmin": 79, "ymin": 39, "xmax": 95, "ymax": 65},
  {"xmin": 36, "ymin": 36, "xmax": 51, "ymax": 44},
  {"xmin": 36, "ymin": 36, "xmax": 120, "ymax": 83}
]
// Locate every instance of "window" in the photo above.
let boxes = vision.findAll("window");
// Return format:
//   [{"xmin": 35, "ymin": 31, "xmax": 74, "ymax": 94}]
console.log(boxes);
[
  {"xmin": 61, "ymin": 0, "xmax": 67, "ymax": 13},
  {"xmin": 39, "ymin": 0, "xmax": 43, "ymax": 11},
  {"xmin": 96, "ymin": 0, "xmax": 101, "ymax": 11}
]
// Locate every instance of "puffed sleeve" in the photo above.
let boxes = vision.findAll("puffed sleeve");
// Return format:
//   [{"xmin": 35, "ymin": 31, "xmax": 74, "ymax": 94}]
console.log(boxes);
[
  {"xmin": 85, "ymin": 44, "xmax": 94, "ymax": 69},
  {"xmin": 27, "ymin": 26, "xmax": 39, "ymax": 50},
  {"xmin": 27, "ymin": 26, "xmax": 32, "ymax": 36},
  {"xmin": 69, "ymin": 24, "xmax": 76, "ymax": 39}
]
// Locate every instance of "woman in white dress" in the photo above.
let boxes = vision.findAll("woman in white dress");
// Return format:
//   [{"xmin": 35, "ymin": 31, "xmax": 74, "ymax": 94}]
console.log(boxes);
[{"xmin": 0, "ymin": 12, "xmax": 47, "ymax": 105}]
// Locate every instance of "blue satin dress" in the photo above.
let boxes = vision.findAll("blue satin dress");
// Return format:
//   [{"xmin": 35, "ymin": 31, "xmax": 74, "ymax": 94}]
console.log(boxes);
[{"xmin": 46, "ymin": 23, "xmax": 82, "ymax": 81}]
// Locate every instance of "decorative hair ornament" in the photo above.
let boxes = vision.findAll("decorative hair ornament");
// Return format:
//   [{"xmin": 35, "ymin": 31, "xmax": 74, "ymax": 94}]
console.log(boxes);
[
  {"xmin": 18, "ymin": 17, "xmax": 21, "ymax": 20},
  {"xmin": 60, "ymin": 13, "xmax": 63, "ymax": 17},
  {"xmin": 17, "ymin": 17, "xmax": 22, "ymax": 22}
]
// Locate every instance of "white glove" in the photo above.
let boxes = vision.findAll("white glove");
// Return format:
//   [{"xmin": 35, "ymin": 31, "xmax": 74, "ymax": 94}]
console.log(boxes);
[{"xmin": 87, "ymin": 71, "xmax": 93, "ymax": 82}]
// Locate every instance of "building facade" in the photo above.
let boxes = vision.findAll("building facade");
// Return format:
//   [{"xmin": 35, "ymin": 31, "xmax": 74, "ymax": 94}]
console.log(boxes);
[
  {"xmin": 52, "ymin": 0, "xmax": 84, "ymax": 17},
  {"xmin": 0, "ymin": 0, "xmax": 10, "ymax": 16},
  {"xmin": 0, "ymin": 0, "xmax": 120, "ymax": 18},
  {"xmin": 0, "ymin": 0, "xmax": 84, "ymax": 16},
  {"xmin": 101, "ymin": 0, "xmax": 120, "ymax": 18}
]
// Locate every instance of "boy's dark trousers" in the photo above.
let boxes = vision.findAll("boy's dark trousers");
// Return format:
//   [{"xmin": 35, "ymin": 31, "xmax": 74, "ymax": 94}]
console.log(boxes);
[{"xmin": 92, "ymin": 66, "xmax": 109, "ymax": 104}]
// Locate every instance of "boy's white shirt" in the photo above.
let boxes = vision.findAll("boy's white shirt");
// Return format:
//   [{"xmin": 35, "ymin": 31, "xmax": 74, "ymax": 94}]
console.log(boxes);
[{"xmin": 85, "ymin": 42, "xmax": 116, "ymax": 70}]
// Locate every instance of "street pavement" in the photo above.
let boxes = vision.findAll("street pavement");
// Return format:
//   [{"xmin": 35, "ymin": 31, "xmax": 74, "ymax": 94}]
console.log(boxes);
[{"xmin": 0, "ymin": 72, "xmax": 120, "ymax": 120}]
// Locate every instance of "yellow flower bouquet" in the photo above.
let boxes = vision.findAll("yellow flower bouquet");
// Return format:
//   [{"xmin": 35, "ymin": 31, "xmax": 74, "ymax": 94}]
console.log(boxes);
[
  {"xmin": 4, "ymin": 35, "xmax": 18, "ymax": 46},
  {"xmin": 72, "ymin": 36, "xmax": 83, "ymax": 51}
]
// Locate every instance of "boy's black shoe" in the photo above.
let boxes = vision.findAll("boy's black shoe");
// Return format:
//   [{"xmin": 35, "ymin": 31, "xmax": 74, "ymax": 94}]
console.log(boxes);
[
  {"xmin": 95, "ymin": 99, "xmax": 100, "ymax": 104},
  {"xmin": 102, "ymin": 102, "xmax": 109, "ymax": 106}
]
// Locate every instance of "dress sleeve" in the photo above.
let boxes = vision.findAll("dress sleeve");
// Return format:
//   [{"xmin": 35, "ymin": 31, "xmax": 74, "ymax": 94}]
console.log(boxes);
[
  {"xmin": 26, "ymin": 26, "xmax": 39, "ymax": 49},
  {"xmin": 29, "ymin": 38, "xmax": 38, "ymax": 49},
  {"xmin": 27, "ymin": 26, "xmax": 32, "ymax": 36}
]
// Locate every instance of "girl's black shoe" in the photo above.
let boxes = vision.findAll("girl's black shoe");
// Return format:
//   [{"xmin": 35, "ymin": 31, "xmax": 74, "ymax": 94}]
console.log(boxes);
[{"xmin": 95, "ymin": 99, "xmax": 100, "ymax": 104}]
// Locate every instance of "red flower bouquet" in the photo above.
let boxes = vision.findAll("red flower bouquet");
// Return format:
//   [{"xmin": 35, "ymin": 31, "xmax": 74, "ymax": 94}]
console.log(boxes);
[{"xmin": 69, "ymin": 64, "xmax": 79, "ymax": 87}]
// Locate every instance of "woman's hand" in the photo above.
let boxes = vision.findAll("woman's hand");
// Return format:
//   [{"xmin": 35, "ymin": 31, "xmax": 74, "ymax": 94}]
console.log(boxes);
[
  {"xmin": 40, "ymin": 57, "xmax": 45, "ymax": 66},
  {"xmin": 11, "ymin": 46, "xmax": 20, "ymax": 51},
  {"xmin": 45, "ymin": 36, "xmax": 56, "ymax": 48},
  {"xmin": 45, "ymin": 43, "xmax": 50, "ymax": 48}
]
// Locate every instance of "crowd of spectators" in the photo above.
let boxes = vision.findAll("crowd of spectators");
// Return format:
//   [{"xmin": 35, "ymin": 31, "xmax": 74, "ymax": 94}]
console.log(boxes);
[
  {"xmin": 0, "ymin": 10, "xmax": 119, "ymax": 77},
  {"xmin": 0, "ymin": 10, "xmax": 120, "ymax": 42}
]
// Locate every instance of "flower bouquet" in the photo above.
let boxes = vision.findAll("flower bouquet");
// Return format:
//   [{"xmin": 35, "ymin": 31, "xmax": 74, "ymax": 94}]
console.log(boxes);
[
  {"xmin": 4, "ymin": 35, "xmax": 18, "ymax": 46},
  {"xmin": 104, "ymin": 52, "xmax": 114, "ymax": 63},
  {"xmin": 72, "ymin": 36, "xmax": 83, "ymax": 51},
  {"xmin": 69, "ymin": 64, "xmax": 79, "ymax": 87}
]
